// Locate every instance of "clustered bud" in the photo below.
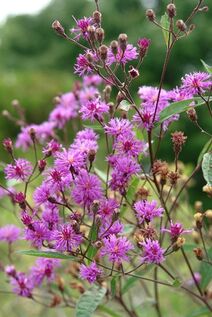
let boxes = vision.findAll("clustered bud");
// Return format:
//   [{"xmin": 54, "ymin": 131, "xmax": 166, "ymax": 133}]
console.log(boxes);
[
  {"xmin": 171, "ymin": 131, "xmax": 187, "ymax": 155},
  {"xmin": 52, "ymin": 20, "xmax": 65, "ymax": 37},
  {"xmin": 99, "ymin": 45, "xmax": 108, "ymax": 61},
  {"xmin": 118, "ymin": 33, "xmax": 128, "ymax": 52},
  {"xmin": 93, "ymin": 10, "xmax": 102, "ymax": 24},
  {"xmin": 166, "ymin": 3, "xmax": 176, "ymax": 18},
  {"xmin": 176, "ymin": 19, "xmax": 187, "ymax": 32},
  {"xmin": 110, "ymin": 40, "xmax": 118, "ymax": 56},
  {"xmin": 187, "ymin": 107, "xmax": 197, "ymax": 122},
  {"xmin": 95, "ymin": 27, "xmax": 104, "ymax": 43},
  {"xmin": 146, "ymin": 9, "xmax": 156, "ymax": 21}
]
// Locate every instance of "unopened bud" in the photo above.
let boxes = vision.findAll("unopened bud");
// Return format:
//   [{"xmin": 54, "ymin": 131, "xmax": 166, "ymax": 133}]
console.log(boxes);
[
  {"xmin": 94, "ymin": 240, "xmax": 103, "ymax": 248},
  {"xmin": 95, "ymin": 27, "xmax": 104, "ymax": 43},
  {"xmin": 91, "ymin": 200, "xmax": 100, "ymax": 213},
  {"xmin": 99, "ymin": 45, "xmax": 108, "ymax": 61},
  {"xmin": 29, "ymin": 128, "xmax": 36, "ymax": 142},
  {"xmin": 205, "ymin": 209, "xmax": 212, "ymax": 220},
  {"xmin": 192, "ymin": 230, "xmax": 200, "ymax": 244},
  {"xmin": 166, "ymin": 3, "xmax": 176, "ymax": 18},
  {"xmin": 110, "ymin": 40, "xmax": 118, "ymax": 56},
  {"xmin": 194, "ymin": 212, "xmax": 203, "ymax": 229},
  {"xmin": 3, "ymin": 138, "xmax": 13, "ymax": 154},
  {"xmin": 87, "ymin": 25, "xmax": 96, "ymax": 42},
  {"xmin": 176, "ymin": 19, "xmax": 187, "ymax": 32},
  {"xmin": 203, "ymin": 184, "xmax": 212, "ymax": 197},
  {"xmin": 193, "ymin": 248, "xmax": 204, "ymax": 260},
  {"xmin": 2, "ymin": 110, "xmax": 10, "ymax": 117},
  {"xmin": 93, "ymin": 10, "xmax": 102, "ymax": 24},
  {"xmin": 108, "ymin": 102, "xmax": 114, "ymax": 116},
  {"xmin": 57, "ymin": 276, "xmax": 65, "ymax": 292},
  {"xmin": 95, "ymin": 214, "xmax": 102, "ymax": 227},
  {"xmin": 88, "ymin": 149, "xmax": 96, "ymax": 163},
  {"xmin": 198, "ymin": 6, "xmax": 209, "ymax": 12},
  {"xmin": 86, "ymin": 52, "xmax": 94, "ymax": 63},
  {"xmin": 146, "ymin": 9, "xmax": 156, "ymax": 21},
  {"xmin": 187, "ymin": 107, "xmax": 197, "ymax": 121},
  {"xmin": 194, "ymin": 201, "xmax": 202, "ymax": 213},
  {"xmin": 38, "ymin": 159, "xmax": 46, "ymax": 172},
  {"xmin": 173, "ymin": 237, "xmax": 185, "ymax": 250},
  {"xmin": 116, "ymin": 92, "xmax": 125, "ymax": 104},
  {"xmin": 118, "ymin": 33, "xmax": 128, "ymax": 52},
  {"xmin": 103, "ymin": 85, "xmax": 112, "ymax": 103},
  {"xmin": 188, "ymin": 24, "xmax": 196, "ymax": 32},
  {"xmin": 52, "ymin": 20, "xmax": 65, "ymax": 37},
  {"xmin": 50, "ymin": 295, "xmax": 62, "ymax": 307}
]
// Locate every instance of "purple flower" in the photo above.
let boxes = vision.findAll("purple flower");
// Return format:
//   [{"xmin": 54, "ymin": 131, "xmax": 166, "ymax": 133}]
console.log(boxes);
[
  {"xmin": 80, "ymin": 262, "xmax": 102, "ymax": 283},
  {"xmin": 100, "ymin": 220, "xmax": 124, "ymax": 238},
  {"xmin": 83, "ymin": 75, "xmax": 103, "ymax": 86},
  {"xmin": 181, "ymin": 72, "xmax": 212, "ymax": 95},
  {"xmin": 79, "ymin": 98, "xmax": 109, "ymax": 121},
  {"xmin": 104, "ymin": 118, "xmax": 132, "ymax": 137},
  {"xmin": 55, "ymin": 148, "xmax": 86, "ymax": 175},
  {"xmin": 162, "ymin": 221, "xmax": 191, "ymax": 241},
  {"xmin": 25, "ymin": 221, "xmax": 51, "ymax": 248},
  {"xmin": 79, "ymin": 86, "xmax": 99, "ymax": 104},
  {"xmin": 52, "ymin": 223, "xmax": 82, "ymax": 252},
  {"xmin": 184, "ymin": 272, "xmax": 201, "ymax": 287},
  {"xmin": 42, "ymin": 204, "xmax": 59, "ymax": 230},
  {"xmin": 42, "ymin": 139, "xmax": 61, "ymax": 157},
  {"xmin": 5, "ymin": 159, "xmax": 32, "ymax": 181},
  {"xmin": 101, "ymin": 234, "xmax": 133, "ymax": 264},
  {"xmin": 134, "ymin": 200, "xmax": 164, "ymax": 224},
  {"xmin": 137, "ymin": 38, "xmax": 151, "ymax": 49},
  {"xmin": 9, "ymin": 272, "xmax": 34, "ymax": 298},
  {"xmin": 98, "ymin": 198, "xmax": 119, "ymax": 219},
  {"xmin": 30, "ymin": 258, "xmax": 60, "ymax": 286},
  {"xmin": 140, "ymin": 239, "xmax": 165, "ymax": 264},
  {"xmin": 114, "ymin": 134, "xmax": 148, "ymax": 157},
  {"xmin": 33, "ymin": 183, "xmax": 51, "ymax": 206},
  {"xmin": 109, "ymin": 156, "xmax": 140, "ymax": 193},
  {"xmin": 74, "ymin": 52, "xmax": 95, "ymax": 76},
  {"xmin": 0, "ymin": 225, "xmax": 20, "ymax": 243},
  {"xmin": 107, "ymin": 44, "xmax": 138, "ymax": 65},
  {"xmin": 72, "ymin": 170, "xmax": 103, "ymax": 207},
  {"xmin": 71, "ymin": 16, "xmax": 93, "ymax": 40}
]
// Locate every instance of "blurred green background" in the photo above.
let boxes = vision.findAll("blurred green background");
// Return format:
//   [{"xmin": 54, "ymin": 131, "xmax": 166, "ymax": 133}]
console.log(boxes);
[{"xmin": 0, "ymin": 0, "xmax": 211, "ymax": 316}]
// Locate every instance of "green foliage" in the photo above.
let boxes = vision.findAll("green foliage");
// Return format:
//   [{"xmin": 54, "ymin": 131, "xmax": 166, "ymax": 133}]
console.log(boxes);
[
  {"xmin": 199, "ymin": 248, "xmax": 212, "ymax": 289},
  {"xmin": 18, "ymin": 249, "xmax": 78, "ymax": 260},
  {"xmin": 160, "ymin": 13, "xmax": 170, "ymax": 48},
  {"xmin": 202, "ymin": 153, "xmax": 212, "ymax": 186},
  {"xmin": 76, "ymin": 284, "xmax": 106, "ymax": 317}
]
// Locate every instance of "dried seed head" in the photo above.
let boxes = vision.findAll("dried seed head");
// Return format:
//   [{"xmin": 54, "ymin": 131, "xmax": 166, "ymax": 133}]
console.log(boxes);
[
  {"xmin": 95, "ymin": 27, "xmax": 105, "ymax": 43},
  {"xmin": 171, "ymin": 131, "xmax": 187, "ymax": 154},
  {"xmin": 146, "ymin": 9, "xmax": 156, "ymax": 21},
  {"xmin": 88, "ymin": 149, "xmax": 96, "ymax": 163},
  {"xmin": 93, "ymin": 10, "xmax": 102, "ymax": 24},
  {"xmin": 203, "ymin": 184, "xmax": 212, "ymax": 197},
  {"xmin": 168, "ymin": 171, "xmax": 180, "ymax": 186},
  {"xmin": 38, "ymin": 159, "xmax": 47, "ymax": 172},
  {"xmin": 87, "ymin": 25, "xmax": 96, "ymax": 41},
  {"xmin": 176, "ymin": 19, "xmax": 187, "ymax": 32},
  {"xmin": 118, "ymin": 33, "xmax": 128, "ymax": 52},
  {"xmin": 136, "ymin": 186, "xmax": 149, "ymax": 200},
  {"xmin": 166, "ymin": 3, "xmax": 176, "ymax": 18}
]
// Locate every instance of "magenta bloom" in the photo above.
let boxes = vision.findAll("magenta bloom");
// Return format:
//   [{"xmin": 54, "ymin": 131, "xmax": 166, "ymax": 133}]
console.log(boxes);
[
  {"xmin": 134, "ymin": 200, "xmax": 164, "ymax": 224},
  {"xmin": 72, "ymin": 170, "xmax": 103, "ymax": 207},
  {"xmin": 42, "ymin": 139, "xmax": 61, "ymax": 157},
  {"xmin": 0, "ymin": 225, "xmax": 20, "ymax": 243},
  {"xmin": 137, "ymin": 38, "xmax": 151, "ymax": 49},
  {"xmin": 10, "ymin": 272, "xmax": 34, "ymax": 298},
  {"xmin": 101, "ymin": 234, "xmax": 133, "ymax": 264},
  {"xmin": 98, "ymin": 198, "xmax": 119, "ymax": 219},
  {"xmin": 71, "ymin": 16, "xmax": 93, "ymax": 40},
  {"xmin": 114, "ymin": 133, "xmax": 147, "ymax": 157},
  {"xmin": 74, "ymin": 52, "xmax": 95, "ymax": 76},
  {"xmin": 30, "ymin": 258, "xmax": 60, "ymax": 286},
  {"xmin": 104, "ymin": 118, "xmax": 132, "ymax": 137},
  {"xmin": 5, "ymin": 159, "xmax": 32, "ymax": 181},
  {"xmin": 80, "ymin": 98, "xmax": 109, "ymax": 121},
  {"xmin": 42, "ymin": 204, "xmax": 59, "ymax": 230},
  {"xmin": 55, "ymin": 148, "xmax": 86, "ymax": 175},
  {"xmin": 162, "ymin": 221, "xmax": 191, "ymax": 240},
  {"xmin": 53, "ymin": 223, "xmax": 82, "ymax": 252},
  {"xmin": 100, "ymin": 220, "xmax": 124, "ymax": 238},
  {"xmin": 181, "ymin": 72, "xmax": 212, "ymax": 95},
  {"xmin": 140, "ymin": 239, "xmax": 165, "ymax": 264},
  {"xmin": 80, "ymin": 262, "xmax": 102, "ymax": 283},
  {"xmin": 107, "ymin": 44, "xmax": 138, "ymax": 65},
  {"xmin": 25, "ymin": 222, "xmax": 51, "ymax": 248},
  {"xmin": 33, "ymin": 183, "xmax": 51, "ymax": 206}
]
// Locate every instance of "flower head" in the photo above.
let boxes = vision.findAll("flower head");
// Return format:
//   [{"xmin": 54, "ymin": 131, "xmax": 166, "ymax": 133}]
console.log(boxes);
[
  {"xmin": 5, "ymin": 159, "xmax": 32, "ymax": 181},
  {"xmin": 71, "ymin": 17, "xmax": 93, "ymax": 40},
  {"xmin": 30, "ymin": 258, "xmax": 60, "ymax": 286},
  {"xmin": 162, "ymin": 221, "xmax": 191, "ymax": 241},
  {"xmin": 181, "ymin": 72, "xmax": 212, "ymax": 95},
  {"xmin": 52, "ymin": 223, "xmax": 82, "ymax": 252},
  {"xmin": 80, "ymin": 262, "xmax": 102, "ymax": 283},
  {"xmin": 104, "ymin": 118, "xmax": 132, "ymax": 137},
  {"xmin": 0, "ymin": 225, "xmax": 20, "ymax": 243},
  {"xmin": 107, "ymin": 44, "xmax": 138, "ymax": 65},
  {"xmin": 134, "ymin": 200, "xmax": 164, "ymax": 224},
  {"xmin": 79, "ymin": 98, "xmax": 109, "ymax": 121},
  {"xmin": 140, "ymin": 239, "xmax": 165, "ymax": 264}
]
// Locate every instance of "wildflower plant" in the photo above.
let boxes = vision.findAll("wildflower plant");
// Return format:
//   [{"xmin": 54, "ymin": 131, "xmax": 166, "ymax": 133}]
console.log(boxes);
[{"xmin": 0, "ymin": 0, "xmax": 212, "ymax": 316}]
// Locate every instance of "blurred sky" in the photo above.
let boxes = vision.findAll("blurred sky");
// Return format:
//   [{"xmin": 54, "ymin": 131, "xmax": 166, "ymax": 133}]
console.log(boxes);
[{"xmin": 0, "ymin": 0, "xmax": 51, "ymax": 24}]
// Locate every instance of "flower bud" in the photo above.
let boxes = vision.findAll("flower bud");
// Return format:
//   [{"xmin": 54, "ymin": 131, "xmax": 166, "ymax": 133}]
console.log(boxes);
[
  {"xmin": 91, "ymin": 200, "xmax": 100, "ymax": 213},
  {"xmin": 118, "ymin": 33, "xmax": 128, "ymax": 52},
  {"xmin": 187, "ymin": 107, "xmax": 197, "ymax": 122},
  {"xmin": 93, "ymin": 10, "xmax": 102, "ymax": 24},
  {"xmin": 166, "ymin": 3, "xmax": 176, "ymax": 18},
  {"xmin": 192, "ymin": 230, "xmax": 200, "ymax": 244},
  {"xmin": 110, "ymin": 40, "xmax": 118, "ymax": 56},
  {"xmin": 128, "ymin": 67, "xmax": 139, "ymax": 79},
  {"xmin": 168, "ymin": 171, "xmax": 180, "ymax": 186},
  {"xmin": 176, "ymin": 19, "xmax": 187, "ymax": 32},
  {"xmin": 173, "ymin": 237, "xmax": 185, "ymax": 251},
  {"xmin": 95, "ymin": 27, "xmax": 105, "ymax": 43},
  {"xmin": 94, "ymin": 240, "xmax": 103, "ymax": 248},
  {"xmin": 3, "ymin": 138, "xmax": 13, "ymax": 154},
  {"xmin": 146, "ymin": 9, "xmax": 156, "ymax": 21},
  {"xmin": 99, "ymin": 45, "xmax": 108, "ymax": 61},
  {"xmin": 52, "ymin": 20, "xmax": 65, "ymax": 37},
  {"xmin": 194, "ymin": 212, "xmax": 203, "ymax": 229},
  {"xmin": 14, "ymin": 192, "xmax": 26, "ymax": 209},
  {"xmin": 86, "ymin": 52, "xmax": 94, "ymax": 63},
  {"xmin": 57, "ymin": 276, "xmax": 65, "ymax": 292},
  {"xmin": 171, "ymin": 131, "xmax": 187, "ymax": 155},
  {"xmin": 193, "ymin": 248, "xmax": 203, "ymax": 261},
  {"xmin": 87, "ymin": 25, "xmax": 96, "ymax": 42},
  {"xmin": 108, "ymin": 102, "xmax": 114, "ymax": 116},
  {"xmin": 203, "ymin": 184, "xmax": 212, "ymax": 197},
  {"xmin": 38, "ymin": 159, "xmax": 47, "ymax": 172},
  {"xmin": 198, "ymin": 6, "xmax": 209, "ymax": 12},
  {"xmin": 205, "ymin": 209, "xmax": 212, "ymax": 220},
  {"xmin": 29, "ymin": 128, "xmax": 36, "ymax": 142},
  {"xmin": 136, "ymin": 186, "xmax": 149, "ymax": 200},
  {"xmin": 88, "ymin": 149, "xmax": 96, "ymax": 164},
  {"xmin": 50, "ymin": 295, "xmax": 62, "ymax": 307},
  {"xmin": 194, "ymin": 201, "xmax": 202, "ymax": 213},
  {"xmin": 103, "ymin": 85, "xmax": 112, "ymax": 103}
]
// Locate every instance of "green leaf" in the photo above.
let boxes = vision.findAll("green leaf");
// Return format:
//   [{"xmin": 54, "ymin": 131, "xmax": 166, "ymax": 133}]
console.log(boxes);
[
  {"xmin": 197, "ymin": 139, "xmax": 212, "ymax": 164},
  {"xmin": 201, "ymin": 59, "xmax": 212, "ymax": 74},
  {"xmin": 158, "ymin": 97, "xmax": 210, "ymax": 124},
  {"xmin": 199, "ymin": 247, "xmax": 212, "ymax": 289},
  {"xmin": 18, "ymin": 250, "xmax": 77, "ymax": 260},
  {"xmin": 83, "ymin": 124, "xmax": 102, "ymax": 131},
  {"xmin": 160, "ymin": 13, "xmax": 170, "ymax": 47},
  {"xmin": 111, "ymin": 276, "xmax": 117, "ymax": 298},
  {"xmin": 94, "ymin": 167, "xmax": 107, "ymax": 183},
  {"xmin": 119, "ymin": 100, "xmax": 131, "ymax": 112},
  {"xmin": 76, "ymin": 284, "xmax": 106, "ymax": 317},
  {"xmin": 86, "ymin": 224, "xmax": 98, "ymax": 264},
  {"xmin": 99, "ymin": 305, "xmax": 122, "ymax": 317},
  {"xmin": 122, "ymin": 224, "xmax": 134, "ymax": 235},
  {"xmin": 122, "ymin": 265, "xmax": 154, "ymax": 294},
  {"xmin": 202, "ymin": 153, "xmax": 212, "ymax": 186},
  {"xmin": 186, "ymin": 306, "xmax": 211, "ymax": 317}
]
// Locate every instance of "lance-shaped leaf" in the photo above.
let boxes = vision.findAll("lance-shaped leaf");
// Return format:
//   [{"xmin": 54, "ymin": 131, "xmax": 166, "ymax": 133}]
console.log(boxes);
[
  {"xmin": 160, "ymin": 13, "xmax": 170, "ymax": 47},
  {"xmin": 202, "ymin": 153, "xmax": 212, "ymax": 186},
  {"xmin": 18, "ymin": 250, "xmax": 77, "ymax": 260},
  {"xmin": 201, "ymin": 59, "xmax": 212, "ymax": 74}
]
